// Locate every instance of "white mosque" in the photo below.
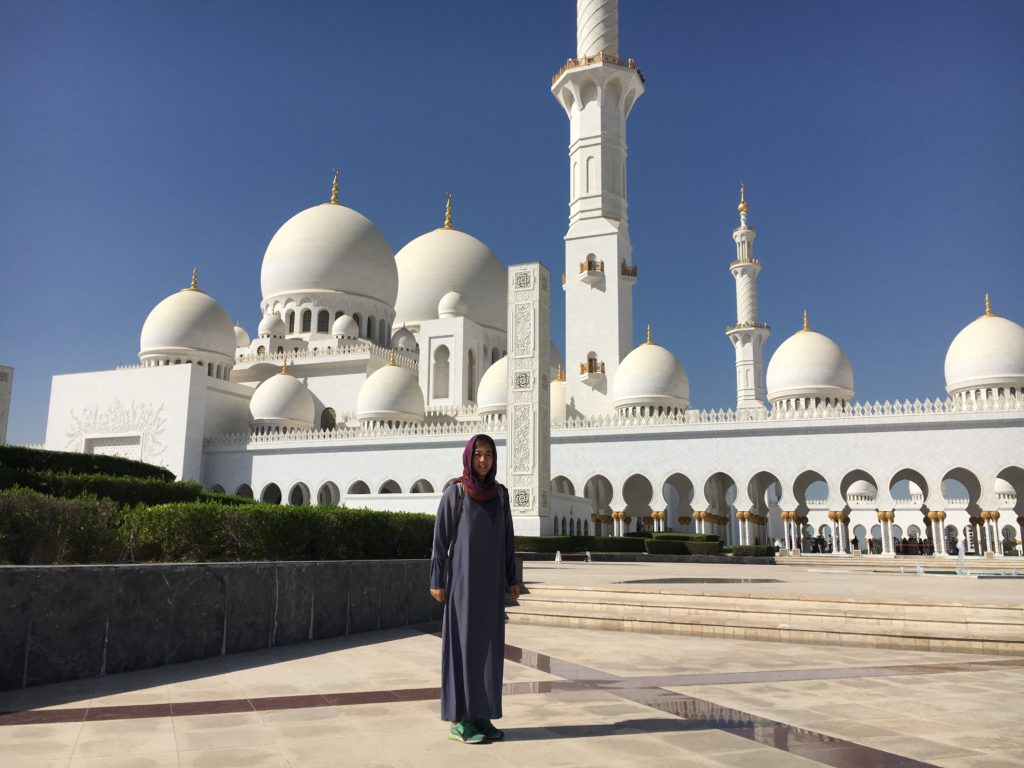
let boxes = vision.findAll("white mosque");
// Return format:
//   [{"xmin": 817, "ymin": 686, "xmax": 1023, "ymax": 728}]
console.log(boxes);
[{"xmin": 44, "ymin": 1, "xmax": 1024, "ymax": 556}]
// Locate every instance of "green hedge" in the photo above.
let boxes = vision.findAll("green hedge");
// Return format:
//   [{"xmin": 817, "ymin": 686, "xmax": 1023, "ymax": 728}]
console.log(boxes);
[
  {"xmin": 623, "ymin": 531, "xmax": 654, "ymax": 539},
  {"xmin": 651, "ymin": 533, "xmax": 720, "ymax": 543},
  {"xmin": 644, "ymin": 539, "xmax": 722, "ymax": 556},
  {"xmin": 728, "ymin": 545, "xmax": 776, "ymax": 558},
  {"xmin": 0, "ymin": 444, "xmax": 175, "ymax": 482},
  {"xmin": 0, "ymin": 487, "xmax": 120, "ymax": 564},
  {"xmin": 590, "ymin": 536, "xmax": 646, "ymax": 553},
  {"xmin": 0, "ymin": 489, "xmax": 435, "ymax": 564},
  {"xmin": 515, "ymin": 535, "xmax": 648, "ymax": 554},
  {"xmin": 0, "ymin": 465, "xmax": 202, "ymax": 507}
]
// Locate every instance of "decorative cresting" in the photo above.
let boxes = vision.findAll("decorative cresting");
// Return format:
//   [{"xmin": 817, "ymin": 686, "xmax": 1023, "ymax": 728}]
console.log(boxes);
[
  {"xmin": 577, "ymin": 0, "xmax": 618, "ymax": 58},
  {"xmin": 329, "ymin": 168, "xmax": 339, "ymax": 205},
  {"xmin": 443, "ymin": 191, "xmax": 453, "ymax": 230}
]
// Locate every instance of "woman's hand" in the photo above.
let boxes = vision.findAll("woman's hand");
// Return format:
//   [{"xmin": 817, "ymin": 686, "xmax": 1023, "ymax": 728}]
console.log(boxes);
[
  {"xmin": 430, "ymin": 587, "xmax": 445, "ymax": 603},
  {"xmin": 506, "ymin": 584, "xmax": 520, "ymax": 600}
]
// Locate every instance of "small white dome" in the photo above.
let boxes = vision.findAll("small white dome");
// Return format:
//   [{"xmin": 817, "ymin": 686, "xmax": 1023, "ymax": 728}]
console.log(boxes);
[
  {"xmin": 549, "ymin": 340, "xmax": 563, "ymax": 380},
  {"xmin": 258, "ymin": 313, "xmax": 286, "ymax": 337},
  {"xmin": 477, "ymin": 356, "xmax": 508, "ymax": 416},
  {"xmin": 391, "ymin": 326, "xmax": 418, "ymax": 351},
  {"xmin": 437, "ymin": 290, "xmax": 468, "ymax": 319},
  {"xmin": 907, "ymin": 480, "xmax": 924, "ymax": 498},
  {"xmin": 767, "ymin": 327, "xmax": 854, "ymax": 405},
  {"xmin": 332, "ymin": 314, "xmax": 360, "ymax": 339},
  {"xmin": 847, "ymin": 479, "xmax": 877, "ymax": 499},
  {"xmin": 249, "ymin": 369, "xmax": 314, "ymax": 429},
  {"xmin": 944, "ymin": 308, "xmax": 1024, "ymax": 396},
  {"xmin": 140, "ymin": 284, "xmax": 235, "ymax": 363},
  {"xmin": 995, "ymin": 477, "xmax": 1016, "ymax": 497},
  {"xmin": 394, "ymin": 227, "xmax": 506, "ymax": 331},
  {"xmin": 613, "ymin": 342, "xmax": 690, "ymax": 412},
  {"xmin": 233, "ymin": 323, "xmax": 250, "ymax": 348},
  {"xmin": 356, "ymin": 362, "xmax": 425, "ymax": 424},
  {"xmin": 261, "ymin": 203, "xmax": 397, "ymax": 306}
]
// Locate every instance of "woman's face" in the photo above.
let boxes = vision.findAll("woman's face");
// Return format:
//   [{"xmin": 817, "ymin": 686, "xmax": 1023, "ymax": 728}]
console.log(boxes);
[{"xmin": 472, "ymin": 442, "xmax": 494, "ymax": 480}]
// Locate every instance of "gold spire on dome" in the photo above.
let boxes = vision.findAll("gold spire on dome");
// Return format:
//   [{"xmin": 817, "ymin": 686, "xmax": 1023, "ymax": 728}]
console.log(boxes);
[
  {"xmin": 443, "ymin": 192, "xmax": 453, "ymax": 229},
  {"xmin": 646, "ymin": 324, "xmax": 652, "ymax": 344},
  {"xmin": 389, "ymin": 349, "xmax": 397, "ymax": 365},
  {"xmin": 329, "ymin": 169, "xmax": 339, "ymax": 205},
  {"xmin": 557, "ymin": 364, "xmax": 565, "ymax": 382},
  {"xmin": 280, "ymin": 360, "xmax": 289, "ymax": 375},
  {"xmin": 186, "ymin": 268, "xmax": 199, "ymax": 291},
  {"xmin": 985, "ymin": 293, "xmax": 993, "ymax": 317},
  {"xmin": 802, "ymin": 310, "xmax": 809, "ymax": 332},
  {"xmin": 737, "ymin": 183, "xmax": 749, "ymax": 214}
]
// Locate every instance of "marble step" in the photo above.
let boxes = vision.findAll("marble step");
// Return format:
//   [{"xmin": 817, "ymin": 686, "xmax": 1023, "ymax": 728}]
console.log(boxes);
[{"xmin": 507, "ymin": 589, "xmax": 1024, "ymax": 655}]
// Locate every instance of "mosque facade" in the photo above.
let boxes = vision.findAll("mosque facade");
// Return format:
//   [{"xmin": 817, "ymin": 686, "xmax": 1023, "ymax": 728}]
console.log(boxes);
[{"xmin": 44, "ymin": 1, "xmax": 1024, "ymax": 555}]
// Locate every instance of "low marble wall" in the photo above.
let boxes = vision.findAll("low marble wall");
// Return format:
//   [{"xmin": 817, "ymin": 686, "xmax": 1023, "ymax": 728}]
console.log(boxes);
[{"xmin": 0, "ymin": 560, "xmax": 442, "ymax": 691}]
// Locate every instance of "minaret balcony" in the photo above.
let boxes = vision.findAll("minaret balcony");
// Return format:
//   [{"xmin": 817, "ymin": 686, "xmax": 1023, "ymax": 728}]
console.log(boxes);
[
  {"xmin": 578, "ymin": 359, "xmax": 606, "ymax": 387},
  {"xmin": 620, "ymin": 261, "xmax": 638, "ymax": 284},
  {"xmin": 725, "ymin": 321, "xmax": 771, "ymax": 334},
  {"xmin": 578, "ymin": 259, "xmax": 605, "ymax": 285}
]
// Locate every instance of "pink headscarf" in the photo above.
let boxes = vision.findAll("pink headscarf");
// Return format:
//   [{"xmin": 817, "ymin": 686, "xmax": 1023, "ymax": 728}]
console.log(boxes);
[{"xmin": 454, "ymin": 434, "xmax": 498, "ymax": 502}]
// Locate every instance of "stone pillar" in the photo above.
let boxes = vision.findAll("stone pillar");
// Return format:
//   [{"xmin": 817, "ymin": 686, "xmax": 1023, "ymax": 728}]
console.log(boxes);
[
  {"xmin": 506, "ymin": 263, "xmax": 551, "ymax": 536},
  {"xmin": 1018, "ymin": 516, "xmax": 1024, "ymax": 557}
]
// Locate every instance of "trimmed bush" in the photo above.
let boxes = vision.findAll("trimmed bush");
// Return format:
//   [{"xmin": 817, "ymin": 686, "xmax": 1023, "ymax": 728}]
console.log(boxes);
[
  {"xmin": 589, "ymin": 536, "xmax": 646, "ymax": 553},
  {"xmin": 0, "ymin": 465, "xmax": 202, "ymax": 507},
  {"xmin": 684, "ymin": 541, "xmax": 721, "ymax": 555},
  {"xmin": 514, "ymin": 535, "xmax": 594, "ymax": 553},
  {"xmin": 644, "ymin": 539, "xmax": 684, "ymax": 555},
  {"xmin": 0, "ymin": 444, "xmax": 174, "ymax": 481},
  {"xmin": 623, "ymin": 531, "xmax": 654, "ymax": 539},
  {"xmin": 729, "ymin": 545, "xmax": 776, "ymax": 558},
  {"xmin": 0, "ymin": 487, "xmax": 119, "ymax": 564},
  {"xmin": 651, "ymin": 533, "xmax": 720, "ymax": 543}
]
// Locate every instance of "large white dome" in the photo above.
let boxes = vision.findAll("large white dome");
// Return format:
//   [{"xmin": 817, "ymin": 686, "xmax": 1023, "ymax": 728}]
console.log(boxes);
[
  {"xmin": 944, "ymin": 305, "xmax": 1024, "ymax": 396},
  {"xmin": 249, "ymin": 369, "xmax": 315, "ymax": 429},
  {"xmin": 139, "ymin": 283, "xmax": 235, "ymax": 363},
  {"xmin": 261, "ymin": 203, "xmax": 397, "ymax": 306},
  {"xmin": 394, "ymin": 227, "xmax": 506, "ymax": 332},
  {"xmin": 767, "ymin": 325, "xmax": 854, "ymax": 405},
  {"xmin": 356, "ymin": 362, "xmax": 425, "ymax": 424},
  {"xmin": 613, "ymin": 341, "xmax": 690, "ymax": 412},
  {"xmin": 477, "ymin": 356, "xmax": 508, "ymax": 416}
]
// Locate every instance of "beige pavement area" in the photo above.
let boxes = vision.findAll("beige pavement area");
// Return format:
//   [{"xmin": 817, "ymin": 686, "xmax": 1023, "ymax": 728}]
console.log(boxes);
[{"xmin": 0, "ymin": 560, "xmax": 1021, "ymax": 767}]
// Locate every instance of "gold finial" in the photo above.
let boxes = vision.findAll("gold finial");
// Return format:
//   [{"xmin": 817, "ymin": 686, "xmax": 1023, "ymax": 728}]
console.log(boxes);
[
  {"xmin": 737, "ymin": 183, "xmax": 749, "ymax": 214},
  {"xmin": 646, "ymin": 324, "xmax": 652, "ymax": 344},
  {"xmin": 985, "ymin": 293, "xmax": 992, "ymax": 317},
  {"xmin": 389, "ymin": 349, "xmax": 397, "ymax": 365},
  {"xmin": 443, "ymin": 191, "xmax": 453, "ymax": 229},
  {"xmin": 188, "ymin": 268, "xmax": 199, "ymax": 290},
  {"xmin": 280, "ymin": 359, "xmax": 289, "ymax": 375},
  {"xmin": 329, "ymin": 169, "xmax": 339, "ymax": 205},
  {"xmin": 557, "ymin": 364, "xmax": 565, "ymax": 382},
  {"xmin": 802, "ymin": 310, "xmax": 809, "ymax": 332}
]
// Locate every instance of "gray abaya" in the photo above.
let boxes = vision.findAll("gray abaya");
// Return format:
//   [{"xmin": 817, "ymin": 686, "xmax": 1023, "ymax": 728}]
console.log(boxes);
[{"xmin": 430, "ymin": 483, "xmax": 516, "ymax": 721}]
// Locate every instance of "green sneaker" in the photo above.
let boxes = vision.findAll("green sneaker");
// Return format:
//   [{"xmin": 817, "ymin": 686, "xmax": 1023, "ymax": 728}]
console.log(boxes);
[
  {"xmin": 475, "ymin": 719, "xmax": 505, "ymax": 740},
  {"xmin": 449, "ymin": 720, "xmax": 486, "ymax": 744}
]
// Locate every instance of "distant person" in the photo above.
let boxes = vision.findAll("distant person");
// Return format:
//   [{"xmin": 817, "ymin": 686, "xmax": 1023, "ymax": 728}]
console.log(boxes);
[
  {"xmin": 430, "ymin": 434, "xmax": 518, "ymax": 744},
  {"xmin": 852, "ymin": 535, "xmax": 860, "ymax": 551}
]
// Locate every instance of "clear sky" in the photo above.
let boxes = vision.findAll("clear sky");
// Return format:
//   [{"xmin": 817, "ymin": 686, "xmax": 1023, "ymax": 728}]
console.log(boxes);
[{"xmin": 2, "ymin": 0, "xmax": 1022, "ymax": 446}]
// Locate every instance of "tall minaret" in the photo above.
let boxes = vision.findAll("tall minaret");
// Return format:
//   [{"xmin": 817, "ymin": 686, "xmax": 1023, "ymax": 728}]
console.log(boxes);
[
  {"xmin": 552, "ymin": 0, "xmax": 644, "ymax": 416},
  {"xmin": 726, "ymin": 185, "xmax": 769, "ymax": 411}
]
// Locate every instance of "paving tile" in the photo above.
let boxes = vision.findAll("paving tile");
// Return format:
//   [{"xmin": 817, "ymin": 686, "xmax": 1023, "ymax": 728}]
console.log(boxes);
[{"xmin": 73, "ymin": 716, "xmax": 177, "ymax": 757}]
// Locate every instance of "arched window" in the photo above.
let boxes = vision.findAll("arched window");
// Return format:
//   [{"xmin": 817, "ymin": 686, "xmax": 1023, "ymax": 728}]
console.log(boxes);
[
  {"xmin": 317, "ymin": 310, "xmax": 330, "ymax": 333},
  {"xmin": 378, "ymin": 322, "xmax": 387, "ymax": 347},
  {"xmin": 467, "ymin": 349, "xmax": 476, "ymax": 402},
  {"xmin": 321, "ymin": 407, "xmax": 336, "ymax": 430},
  {"xmin": 289, "ymin": 483, "xmax": 310, "ymax": 506},
  {"xmin": 257, "ymin": 345, "xmax": 266, "ymax": 355},
  {"xmin": 261, "ymin": 483, "xmax": 282, "ymax": 505},
  {"xmin": 301, "ymin": 310, "xmax": 312, "ymax": 333},
  {"xmin": 286, "ymin": 311, "xmax": 295, "ymax": 334},
  {"xmin": 367, "ymin": 316, "xmax": 376, "ymax": 341},
  {"xmin": 492, "ymin": 348, "xmax": 501, "ymax": 364},
  {"xmin": 352, "ymin": 313, "xmax": 362, "ymax": 335},
  {"xmin": 235, "ymin": 484, "xmax": 253, "ymax": 499},
  {"xmin": 433, "ymin": 346, "xmax": 450, "ymax": 399},
  {"xmin": 335, "ymin": 310, "xmax": 344, "ymax": 320},
  {"xmin": 276, "ymin": 346, "xmax": 284, "ymax": 354}
]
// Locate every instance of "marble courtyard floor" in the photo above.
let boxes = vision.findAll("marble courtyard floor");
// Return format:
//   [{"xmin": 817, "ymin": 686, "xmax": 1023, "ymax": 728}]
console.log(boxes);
[{"xmin": 1, "ymin": 561, "xmax": 1022, "ymax": 767}]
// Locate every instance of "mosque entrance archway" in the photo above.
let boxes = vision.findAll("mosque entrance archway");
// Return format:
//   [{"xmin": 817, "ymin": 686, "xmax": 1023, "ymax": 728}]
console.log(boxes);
[
  {"xmin": 889, "ymin": 469, "xmax": 928, "ymax": 508},
  {"xmin": 552, "ymin": 475, "xmax": 575, "ymax": 495},
  {"xmin": 623, "ymin": 474, "xmax": 653, "ymax": 531},
  {"xmin": 317, "ymin": 482, "xmax": 340, "ymax": 506},
  {"xmin": 942, "ymin": 467, "xmax": 981, "ymax": 516},
  {"xmin": 261, "ymin": 483, "xmax": 282, "ymax": 505},
  {"xmin": 584, "ymin": 474, "xmax": 613, "ymax": 536},
  {"xmin": 793, "ymin": 470, "xmax": 829, "ymax": 516},
  {"xmin": 663, "ymin": 473, "xmax": 694, "ymax": 531},
  {"xmin": 852, "ymin": 524, "xmax": 867, "ymax": 553},
  {"xmin": 289, "ymin": 483, "xmax": 310, "ymax": 506}
]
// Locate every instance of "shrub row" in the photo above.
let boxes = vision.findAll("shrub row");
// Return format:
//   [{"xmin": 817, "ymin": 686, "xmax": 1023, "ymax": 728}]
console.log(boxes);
[
  {"xmin": 728, "ymin": 545, "xmax": 776, "ymax": 558},
  {"xmin": 0, "ymin": 445, "xmax": 175, "ymax": 482},
  {"xmin": 651, "ymin": 533, "xmax": 721, "ymax": 543},
  {"xmin": 0, "ymin": 465, "xmax": 202, "ymax": 508},
  {"xmin": 0, "ymin": 489, "xmax": 435, "ymax": 564},
  {"xmin": 643, "ymin": 539, "xmax": 721, "ymax": 556}
]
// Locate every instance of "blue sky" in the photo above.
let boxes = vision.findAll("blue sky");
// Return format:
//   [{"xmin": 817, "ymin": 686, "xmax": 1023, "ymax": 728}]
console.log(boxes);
[{"xmin": 2, "ymin": 0, "xmax": 1022, "ymax": 445}]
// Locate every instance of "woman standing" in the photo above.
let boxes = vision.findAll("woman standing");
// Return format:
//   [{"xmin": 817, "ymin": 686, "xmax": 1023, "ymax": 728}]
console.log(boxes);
[{"xmin": 430, "ymin": 434, "xmax": 519, "ymax": 744}]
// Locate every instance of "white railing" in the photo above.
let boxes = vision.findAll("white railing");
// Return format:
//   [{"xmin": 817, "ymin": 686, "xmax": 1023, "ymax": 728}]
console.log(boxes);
[
  {"xmin": 235, "ymin": 343, "xmax": 418, "ymax": 371},
  {"xmin": 206, "ymin": 415, "xmax": 506, "ymax": 447}
]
